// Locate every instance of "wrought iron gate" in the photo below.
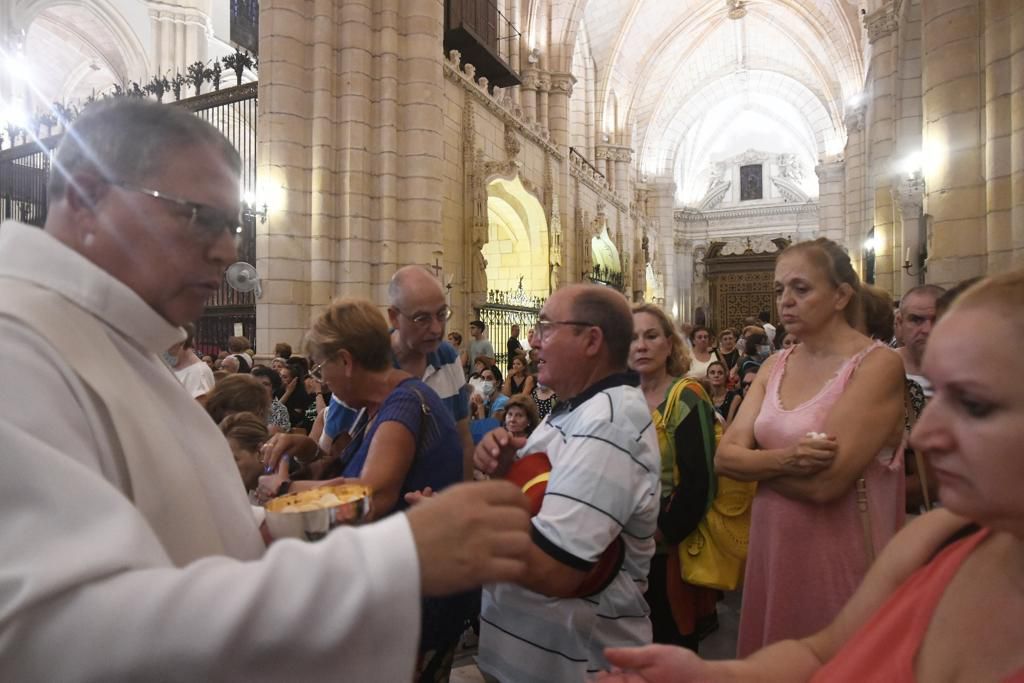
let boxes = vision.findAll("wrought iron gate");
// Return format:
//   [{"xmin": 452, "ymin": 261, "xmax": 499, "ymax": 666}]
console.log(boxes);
[{"xmin": 476, "ymin": 282, "xmax": 545, "ymax": 368}]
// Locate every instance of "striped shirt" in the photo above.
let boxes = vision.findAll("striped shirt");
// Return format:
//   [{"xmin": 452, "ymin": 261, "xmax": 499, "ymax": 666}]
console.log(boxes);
[
  {"xmin": 323, "ymin": 340, "xmax": 469, "ymax": 445},
  {"xmin": 478, "ymin": 373, "xmax": 660, "ymax": 683}
]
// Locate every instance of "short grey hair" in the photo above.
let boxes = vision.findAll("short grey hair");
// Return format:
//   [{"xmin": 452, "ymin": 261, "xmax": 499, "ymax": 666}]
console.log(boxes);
[
  {"xmin": 47, "ymin": 99, "xmax": 241, "ymax": 203},
  {"xmin": 900, "ymin": 284, "xmax": 946, "ymax": 311}
]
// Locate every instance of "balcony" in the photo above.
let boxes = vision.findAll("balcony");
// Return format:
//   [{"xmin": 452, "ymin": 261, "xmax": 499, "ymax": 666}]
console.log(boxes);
[{"xmin": 444, "ymin": 0, "xmax": 521, "ymax": 88}]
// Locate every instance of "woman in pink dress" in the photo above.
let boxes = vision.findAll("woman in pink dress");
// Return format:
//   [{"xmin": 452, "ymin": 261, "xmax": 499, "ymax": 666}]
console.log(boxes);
[{"xmin": 715, "ymin": 238, "xmax": 906, "ymax": 655}]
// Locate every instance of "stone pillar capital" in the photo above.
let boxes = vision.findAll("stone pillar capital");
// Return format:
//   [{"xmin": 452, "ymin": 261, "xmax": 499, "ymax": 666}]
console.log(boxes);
[
  {"xmin": 536, "ymin": 75, "xmax": 552, "ymax": 92},
  {"xmin": 864, "ymin": 1, "xmax": 898, "ymax": 44},
  {"xmin": 815, "ymin": 159, "xmax": 846, "ymax": 183},
  {"xmin": 549, "ymin": 72, "xmax": 576, "ymax": 97},
  {"xmin": 520, "ymin": 69, "xmax": 541, "ymax": 90},
  {"xmin": 891, "ymin": 176, "xmax": 925, "ymax": 219},
  {"xmin": 844, "ymin": 103, "xmax": 866, "ymax": 132}
]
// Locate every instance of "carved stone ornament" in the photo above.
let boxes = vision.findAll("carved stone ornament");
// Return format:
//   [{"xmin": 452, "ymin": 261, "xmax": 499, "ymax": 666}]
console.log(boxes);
[
  {"xmin": 865, "ymin": 2, "xmax": 898, "ymax": 44},
  {"xmin": 771, "ymin": 176, "xmax": 809, "ymax": 203},
  {"xmin": 844, "ymin": 103, "xmax": 866, "ymax": 133},
  {"xmin": 504, "ymin": 124, "xmax": 521, "ymax": 160},
  {"xmin": 719, "ymin": 237, "xmax": 782, "ymax": 256},
  {"xmin": 891, "ymin": 175, "xmax": 925, "ymax": 219},
  {"xmin": 736, "ymin": 148, "xmax": 771, "ymax": 166},
  {"xmin": 549, "ymin": 73, "xmax": 576, "ymax": 97},
  {"xmin": 815, "ymin": 160, "xmax": 846, "ymax": 184}
]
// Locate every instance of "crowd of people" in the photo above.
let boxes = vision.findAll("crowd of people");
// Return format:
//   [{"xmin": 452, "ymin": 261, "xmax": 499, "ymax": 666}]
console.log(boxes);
[{"xmin": 2, "ymin": 97, "xmax": 1022, "ymax": 683}]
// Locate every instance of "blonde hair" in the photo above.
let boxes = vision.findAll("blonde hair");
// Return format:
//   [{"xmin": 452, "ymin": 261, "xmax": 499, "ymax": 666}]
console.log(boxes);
[
  {"xmin": 305, "ymin": 298, "xmax": 390, "ymax": 371},
  {"xmin": 219, "ymin": 411, "xmax": 269, "ymax": 452},
  {"xmin": 779, "ymin": 238, "xmax": 863, "ymax": 328},
  {"xmin": 947, "ymin": 270, "xmax": 1024, "ymax": 327},
  {"xmin": 631, "ymin": 303, "xmax": 691, "ymax": 377}
]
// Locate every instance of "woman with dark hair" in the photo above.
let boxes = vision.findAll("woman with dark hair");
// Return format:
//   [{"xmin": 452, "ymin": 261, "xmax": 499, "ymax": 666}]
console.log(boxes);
[
  {"xmin": 501, "ymin": 353, "xmax": 535, "ymax": 398},
  {"xmin": 250, "ymin": 366, "xmax": 291, "ymax": 433},
  {"xmin": 715, "ymin": 238, "xmax": 906, "ymax": 656},
  {"xmin": 279, "ymin": 360, "xmax": 314, "ymax": 432},
  {"xmin": 470, "ymin": 364, "xmax": 508, "ymax": 421},
  {"xmin": 685, "ymin": 325, "xmax": 720, "ymax": 379}
]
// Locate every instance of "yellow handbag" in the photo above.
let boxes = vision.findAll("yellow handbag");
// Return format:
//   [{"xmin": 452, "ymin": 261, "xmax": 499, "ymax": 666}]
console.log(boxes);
[
  {"xmin": 677, "ymin": 409, "xmax": 757, "ymax": 591},
  {"xmin": 680, "ymin": 473, "xmax": 756, "ymax": 591}
]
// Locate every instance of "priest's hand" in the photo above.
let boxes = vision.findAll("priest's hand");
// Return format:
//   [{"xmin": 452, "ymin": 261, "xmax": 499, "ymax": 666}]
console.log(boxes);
[{"xmin": 406, "ymin": 480, "xmax": 531, "ymax": 597}]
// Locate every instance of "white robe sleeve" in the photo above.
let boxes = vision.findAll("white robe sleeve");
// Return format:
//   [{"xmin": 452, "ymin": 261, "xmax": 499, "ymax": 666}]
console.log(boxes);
[{"xmin": 0, "ymin": 321, "xmax": 421, "ymax": 682}]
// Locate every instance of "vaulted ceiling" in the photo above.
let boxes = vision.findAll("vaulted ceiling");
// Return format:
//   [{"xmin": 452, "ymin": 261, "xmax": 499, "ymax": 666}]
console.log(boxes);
[{"xmin": 565, "ymin": 0, "xmax": 865, "ymax": 203}]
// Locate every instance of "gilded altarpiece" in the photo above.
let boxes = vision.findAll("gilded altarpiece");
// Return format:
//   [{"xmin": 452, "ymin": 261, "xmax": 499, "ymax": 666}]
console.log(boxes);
[{"xmin": 704, "ymin": 237, "xmax": 790, "ymax": 331}]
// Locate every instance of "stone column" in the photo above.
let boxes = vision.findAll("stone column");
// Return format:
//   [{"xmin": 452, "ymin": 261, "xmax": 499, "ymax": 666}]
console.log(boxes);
[
  {"xmin": 892, "ymin": 175, "xmax": 926, "ymax": 292},
  {"xmin": 519, "ymin": 68, "xmax": 538, "ymax": 126},
  {"xmin": 147, "ymin": 0, "xmax": 212, "ymax": 77},
  {"xmin": 865, "ymin": 0, "xmax": 900, "ymax": 291},
  {"xmin": 613, "ymin": 147, "xmax": 631, "ymax": 200},
  {"xmin": 647, "ymin": 178, "xmax": 677, "ymax": 312},
  {"xmin": 814, "ymin": 159, "xmax": 846, "ymax": 244},
  {"xmin": 843, "ymin": 103, "xmax": 869, "ymax": 256},
  {"xmin": 595, "ymin": 145, "xmax": 614, "ymax": 188},
  {"xmin": 537, "ymin": 73, "xmax": 551, "ymax": 136},
  {"xmin": 256, "ymin": 0, "xmax": 445, "ymax": 351},
  {"xmin": 1012, "ymin": 0, "xmax": 1024, "ymax": 267},
  {"xmin": 547, "ymin": 72, "xmax": 575, "ymax": 151},
  {"xmin": 0, "ymin": 5, "xmax": 20, "ymax": 107},
  {"xmin": 983, "ymin": 0, "xmax": 1014, "ymax": 274},
  {"xmin": 921, "ymin": 0, "xmax": 986, "ymax": 287}
]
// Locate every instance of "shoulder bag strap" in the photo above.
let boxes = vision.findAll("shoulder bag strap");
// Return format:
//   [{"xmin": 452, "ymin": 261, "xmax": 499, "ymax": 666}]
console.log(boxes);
[{"xmin": 905, "ymin": 382, "xmax": 932, "ymax": 510}]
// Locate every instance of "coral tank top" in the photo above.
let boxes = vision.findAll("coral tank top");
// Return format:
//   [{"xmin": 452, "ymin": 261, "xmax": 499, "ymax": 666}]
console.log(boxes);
[{"xmin": 811, "ymin": 528, "xmax": 1024, "ymax": 682}]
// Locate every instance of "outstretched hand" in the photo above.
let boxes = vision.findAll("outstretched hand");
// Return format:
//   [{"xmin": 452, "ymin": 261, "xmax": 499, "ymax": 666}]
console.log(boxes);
[
  {"xmin": 406, "ymin": 480, "xmax": 531, "ymax": 597},
  {"xmin": 594, "ymin": 645, "xmax": 710, "ymax": 682}
]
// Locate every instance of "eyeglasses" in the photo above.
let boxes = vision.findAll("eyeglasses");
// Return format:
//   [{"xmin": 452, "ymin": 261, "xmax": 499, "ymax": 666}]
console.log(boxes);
[
  {"xmin": 398, "ymin": 306, "xmax": 453, "ymax": 326},
  {"xmin": 533, "ymin": 319, "xmax": 594, "ymax": 343},
  {"xmin": 111, "ymin": 181, "xmax": 241, "ymax": 241}
]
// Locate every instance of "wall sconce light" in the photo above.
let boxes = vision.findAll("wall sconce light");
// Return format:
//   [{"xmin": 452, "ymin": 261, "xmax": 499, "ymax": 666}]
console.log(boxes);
[
  {"xmin": 902, "ymin": 246, "xmax": 927, "ymax": 277},
  {"xmin": 241, "ymin": 189, "xmax": 269, "ymax": 224}
]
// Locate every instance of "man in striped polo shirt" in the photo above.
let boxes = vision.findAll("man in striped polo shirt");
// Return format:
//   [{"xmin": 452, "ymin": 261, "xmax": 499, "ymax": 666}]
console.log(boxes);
[
  {"xmin": 474, "ymin": 284, "xmax": 660, "ymax": 682},
  {"xmin": 323, "ymin": 265, "xmax": 474, "ymax": 479}
]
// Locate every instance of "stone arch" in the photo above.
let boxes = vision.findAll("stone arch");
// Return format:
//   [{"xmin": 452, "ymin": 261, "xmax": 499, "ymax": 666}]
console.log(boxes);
[
  {"xmin": 483, "ymin": 174, "xmax": 550, "ymax": 298},
  {"xmin": 16, "ymin": 0, "xmax": 150, "ymax": 86}
]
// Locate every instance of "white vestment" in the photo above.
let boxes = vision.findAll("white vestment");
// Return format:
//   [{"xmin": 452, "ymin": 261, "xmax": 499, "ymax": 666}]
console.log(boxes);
[{"xmin": 0, "ymin": 222, "xmax": 420, "ymax": 681}]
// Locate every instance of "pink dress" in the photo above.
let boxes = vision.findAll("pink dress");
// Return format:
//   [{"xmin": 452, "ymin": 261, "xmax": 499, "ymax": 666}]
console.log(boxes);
[{"xmin": 737, "ymin": 342, "xmax": 905, "ymax": 656}]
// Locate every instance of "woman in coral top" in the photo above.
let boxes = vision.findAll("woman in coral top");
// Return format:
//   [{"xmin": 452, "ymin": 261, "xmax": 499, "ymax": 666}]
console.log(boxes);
[{"xmin": 597, "ymin": 270, "xmax": 1024, "ymax": 682}]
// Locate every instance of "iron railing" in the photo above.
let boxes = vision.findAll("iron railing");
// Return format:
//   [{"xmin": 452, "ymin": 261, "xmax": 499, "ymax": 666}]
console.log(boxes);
[{"xmin": 476, "ymin": 282, "xmax": 545, "ymax": 369}]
